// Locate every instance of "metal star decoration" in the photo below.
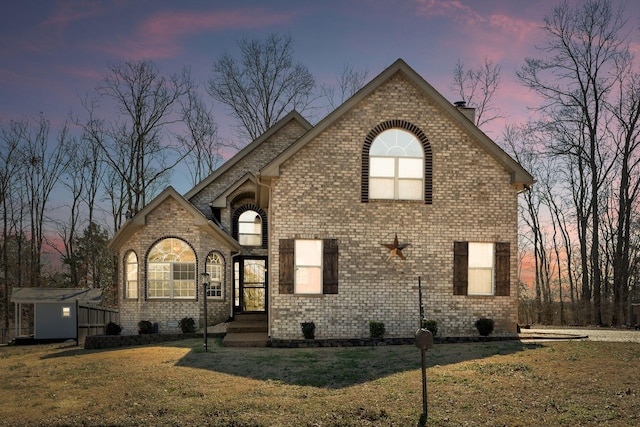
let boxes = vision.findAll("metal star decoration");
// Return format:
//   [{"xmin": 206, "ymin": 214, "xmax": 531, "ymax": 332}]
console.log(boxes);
[{"xmin": 382, "ymin": 234, "xmax": 410, "ymax": 260}]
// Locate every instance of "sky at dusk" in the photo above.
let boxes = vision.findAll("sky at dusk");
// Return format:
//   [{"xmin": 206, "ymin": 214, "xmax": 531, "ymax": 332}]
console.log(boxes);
[{"xmin": 2, "ymin": 0, "xmax": 640, "ymax": 196}]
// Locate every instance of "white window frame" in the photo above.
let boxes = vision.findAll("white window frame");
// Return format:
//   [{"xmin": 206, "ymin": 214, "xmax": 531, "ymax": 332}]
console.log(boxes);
[
  {"xmin": 238, "ymin": 210, "xmax": 262, "ymax": 246},
  {"xmin": 468, "ymin": 242, "xmax": 495, "ymax": 296},
  {"xmin": 369, "ymin": 129, "xmax": 424, "ymax": 201},
  {"xmin": 62, "ymin": 306, "xmax": 71, "ymax": 318},
  {"xmin": 294, "ymin": 239, "xmax": 323, "ymax": 294},
  {"xmin": 206, "ymin": 252, "xmax": 224, "ymax": 298},
  {"xmin": 125, "ymin": 251, "xmax": 138, "ymax": 299},
  {"xmin": 147, "ymin": 238, "xmax": 196, "ymax": 299}
]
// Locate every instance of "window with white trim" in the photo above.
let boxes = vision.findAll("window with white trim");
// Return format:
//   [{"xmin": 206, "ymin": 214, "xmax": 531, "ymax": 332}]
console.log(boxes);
[
  {"xmin": 125, "ymin": 251, "xmax": 138, "ymax": 299},
  {"xmin": 468, "ymin": 243, "xmax": 494, "ymax": 295},
  {"xmin": 369, "ymin": 129, "xmax": 424, "ymax": 200},
  {"xmin": 295, "ymin": 240, "xmax": 323, "ymax": 294},
  {"xmin": 453, "ymin": 241, "xmax": 510, "ymax": 297},
  {"xmin": 205, "ymin": 252, "xmax": 224, "ymax": 298},
  {"xmin": 147, "ymin": 238, "xmax": 196, "ymax": 299},
  {"xmin": 238, "ymin": 210, "xmax": 262, "ymax": 246}
]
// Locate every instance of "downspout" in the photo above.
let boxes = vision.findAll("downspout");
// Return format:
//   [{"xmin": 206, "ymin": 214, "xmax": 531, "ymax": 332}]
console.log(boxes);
[{"xmin": 256, "ymin": 172, "xmax": 273, "ymax": 339}]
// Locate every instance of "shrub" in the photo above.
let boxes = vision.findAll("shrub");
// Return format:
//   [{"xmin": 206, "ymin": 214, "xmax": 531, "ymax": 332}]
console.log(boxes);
[
  {"xmin": 475, "ymin": 318, "xmax": 494, "ymax": 336},
  {"xmin": 178, "ymin": 317, "xmax": 196, "ymax": 333},
  {"xmin": 300, "ymin": 321, "xmax": 315, "ymax": 339},
  {"xmin": 138, "ymin": 320, "xmax": 153, "ymax": 335},
  {"xmin": 105, "ymin": 322, "xmax": 121, "ymax": 336},
  {"xmin": 369, "ymin": 321, "xmax": 385, "ymax": 339},
  {"xmin": 421, "ymin": 319, "xmax": 438, "ymax": 336}
]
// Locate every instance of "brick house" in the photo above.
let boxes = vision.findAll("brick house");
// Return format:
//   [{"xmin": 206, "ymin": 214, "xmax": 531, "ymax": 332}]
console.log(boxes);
[{"xmin": 109, "ymin": 59, "xmax": 534, "ymax": 340}]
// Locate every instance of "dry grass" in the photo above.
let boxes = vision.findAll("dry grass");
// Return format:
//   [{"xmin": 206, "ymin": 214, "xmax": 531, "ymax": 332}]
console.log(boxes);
[{"xmin": 0, "ymin": 338, "xmax": 639, "ymax": 426}]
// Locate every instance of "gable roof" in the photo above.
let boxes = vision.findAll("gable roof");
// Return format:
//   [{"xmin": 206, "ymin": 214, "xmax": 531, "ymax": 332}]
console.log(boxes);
[
  {"xmin": 11, "ymin": 287, "xmax": 103, "ymax": 305},
  {"xmin": 108, "ymin": 186, "xmax": 241, "ymax": 252},
  {"xmin": 260, "ymin": 58, "xmax": 534, "ymax": 188},
  {"xmin": 211, "ymin": 173, "xmax": 256, "ymax": 208},
  {"xmin": 184, "ymin": 110, "xmax": 313, "ymax": 201}
]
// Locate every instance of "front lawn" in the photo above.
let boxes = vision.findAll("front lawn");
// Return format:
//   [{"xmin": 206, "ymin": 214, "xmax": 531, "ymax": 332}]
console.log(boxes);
[{"xmin": 0, "ymin": 338, "xmax": 638, "ymax": 426}]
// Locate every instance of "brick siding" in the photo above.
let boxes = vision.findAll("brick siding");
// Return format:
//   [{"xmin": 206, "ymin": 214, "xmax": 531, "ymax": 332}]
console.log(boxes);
[
  {"xmin": 115, "ymin": 71, "xmax": 522, "ymax": 341},
  {"xmin": 269, "ymin": 73, "xmax": 519, "ymax": 339}
]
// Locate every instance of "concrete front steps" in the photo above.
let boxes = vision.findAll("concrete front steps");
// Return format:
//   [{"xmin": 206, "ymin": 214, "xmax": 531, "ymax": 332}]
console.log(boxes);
[{"xmin": 222, "ymin": 313, "xmax": 269, "ymax": 347}]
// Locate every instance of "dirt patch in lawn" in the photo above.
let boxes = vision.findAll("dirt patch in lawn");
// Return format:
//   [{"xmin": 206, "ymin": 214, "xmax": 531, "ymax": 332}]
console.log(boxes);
[{"xmin": 0, "ymin": 339, "xmax": 638, "ymax": 426}]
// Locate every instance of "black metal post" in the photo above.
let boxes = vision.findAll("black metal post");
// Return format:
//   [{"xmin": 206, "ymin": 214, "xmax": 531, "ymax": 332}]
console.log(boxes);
[
  {"xmin": 203, "ymin": 283, "xmax": 208, "ymax": 352},
  {"xmin": 418, "ymin": 276, "xmax": 424, "ymax": 327},
  {"xmin": 201, "ymin": 272, "xmax": 210, "ymax": 353},
  {"xmin": 421, "ymin": 348, "xmax": 428, "ymax": 421}
]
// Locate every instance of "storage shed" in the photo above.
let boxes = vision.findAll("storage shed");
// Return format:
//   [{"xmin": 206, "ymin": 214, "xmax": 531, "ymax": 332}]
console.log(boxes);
[{"xmin": 11, "ymin": 287, "xmax": 107, "ymax": 343}]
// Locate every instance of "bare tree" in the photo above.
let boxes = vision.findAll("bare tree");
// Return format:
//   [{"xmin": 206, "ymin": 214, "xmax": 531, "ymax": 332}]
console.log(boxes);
[
  {"xmin": 18, "ymin": 114, "xmax": 70, "ymax": 287},
  {"xmin": 54, "ymin": 136, "xmax": 84, "ymax": 287},
  {"xmin": 503, "ymin": 125, "xmax": 553, "ymax": 323},
  {"xmin": 0, "ymin": 120, "xmax": 21, "ymax": 329},
  {"xmin": 208, "ymin": 33, "xmax": 316, "ymax": 142},
  {"xmin": 517, "ymin": 0, "xmax": 627, "ymax": 324},
  {"xmin": 54, "ymin": 133, "xmax": 107, "ymax": 288},
  {"xmin": 608, "ymin": 60, "xmax": 640, "ymax": 325},
  {"xmin": 178, "ymin": 72, "xmax": 229, "ymax": 186},
  {"xmin": 82, "ymin": 60, "xmax": 190, "ymax": 229},
  {"xmin": 451, "ymin": 57, "xmax": 502, "ymax": 128},
  {"xmin": 322, "ymin": 64, "xmax": 370, "ymax": 111}
]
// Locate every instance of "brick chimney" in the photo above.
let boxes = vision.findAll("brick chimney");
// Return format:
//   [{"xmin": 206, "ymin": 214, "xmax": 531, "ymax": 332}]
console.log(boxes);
[{"xmin": 454, "ymin": 101, "xmax": 475, "ymax": 124}]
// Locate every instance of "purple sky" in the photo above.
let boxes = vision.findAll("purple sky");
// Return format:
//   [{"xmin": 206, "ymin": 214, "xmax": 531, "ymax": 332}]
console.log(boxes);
[{"xmin": 2, "ymin": 0, "xmax": 640, "ymax": 195}]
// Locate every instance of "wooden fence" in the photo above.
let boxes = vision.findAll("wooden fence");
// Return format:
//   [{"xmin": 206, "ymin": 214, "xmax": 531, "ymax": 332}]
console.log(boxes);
[{"xmin": 77, "ymin": 303, "xmax": 119, "ymax": 344}]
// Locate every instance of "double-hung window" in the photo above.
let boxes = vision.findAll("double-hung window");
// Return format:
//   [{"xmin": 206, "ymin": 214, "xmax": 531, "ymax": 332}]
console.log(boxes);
[
  {"xmin": 369, "ymin": 129, "xmax": 424, "ymax": 200},
  {"xmin": 295, "ymin": 240, "xmax": 323, "ymax": 294},
  {"xmin": 279, "ymin": 239, "xmax": 339, "ymax": 295},
  {"xmin": 453, "ymin": 241, "xmax": 510, "ymax": 296},
  {"xmin": 468, "ymin": 243, "xmax": 494, "ymax": 295}
]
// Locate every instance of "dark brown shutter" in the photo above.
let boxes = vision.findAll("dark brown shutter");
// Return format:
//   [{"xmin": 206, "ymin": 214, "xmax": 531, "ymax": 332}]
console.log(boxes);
[
  {"xmin": 323, "ymin": 239, "xmax": 339, "ymax": 294},
  {"xmin": 279, "ymin": 239, "xmax": 294, "ymax": 294},
  {"xmin": 494, "ymin": 242, "xmax": 510, "ymax": 296},
  {"xmin": 453, "ymin": 241, "xmax": 468, "ymax": 295}
]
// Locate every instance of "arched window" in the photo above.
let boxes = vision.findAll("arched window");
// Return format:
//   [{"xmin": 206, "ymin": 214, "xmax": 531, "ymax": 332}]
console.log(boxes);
[
  {"xmin": 362, "ymin": 120, "xmax": 432, "ymax": 203},
  {"xmin": 147, "ymin": 238, "xmax": 196, "ymax": 299},
  {"xmin": 369, "ymin": 128, "xmax": 424, "ymax": 200},
  {"xmin": 125, "ymin": 251, "xmax": 138, "ymax": 299},
  {"xmin": 205, "ymin": 252, "xmax": 224, "ymax": 298},
  {"xmin": 238, "ymin": 210, "xmax": 262, "ymax": 246}
]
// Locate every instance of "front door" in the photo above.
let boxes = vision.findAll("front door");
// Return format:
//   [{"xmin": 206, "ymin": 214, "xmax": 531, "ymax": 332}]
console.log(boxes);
[{"xmin": 234, "ymin": 257, "xmax": 267, "ymax": 313}]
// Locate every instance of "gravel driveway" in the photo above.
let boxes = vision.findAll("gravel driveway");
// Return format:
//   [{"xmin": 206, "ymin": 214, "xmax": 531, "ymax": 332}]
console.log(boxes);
[{"xmin": 524, "ymin": 327, "xmax": 640, "ymax": 343}]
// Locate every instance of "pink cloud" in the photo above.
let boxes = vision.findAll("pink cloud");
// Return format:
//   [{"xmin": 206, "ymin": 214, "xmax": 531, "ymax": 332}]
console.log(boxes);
[
  {"xmin": 44, "ymin": 1, "xmax": 106, "ymax": 28},
  {"xmin": 101, "ymin": 8, "xmax": 296, "ymax": 60},
  {"xmin": 140, "ymin": 8, "xmax": 293, "ymax": 40},
  {"xmin": 61, "ymin": 65, "xmax": 103, "ymax": 81},
  {"xmin": 412, "ymin": 0, "xmax": 485, "ymax": 26},
  {"xmin": 411, "ymin": 0, "xmax": 543, "ymax": 62}
]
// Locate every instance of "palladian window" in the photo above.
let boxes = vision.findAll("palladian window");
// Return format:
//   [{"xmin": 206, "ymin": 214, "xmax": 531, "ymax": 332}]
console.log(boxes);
[
  {"xmin": 369, "ymin": 129, "xmax": 424, "ymax": 200},
  {"xmin": 147, "ymin": 238, "xmax": 196, "ymax": 299}
]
